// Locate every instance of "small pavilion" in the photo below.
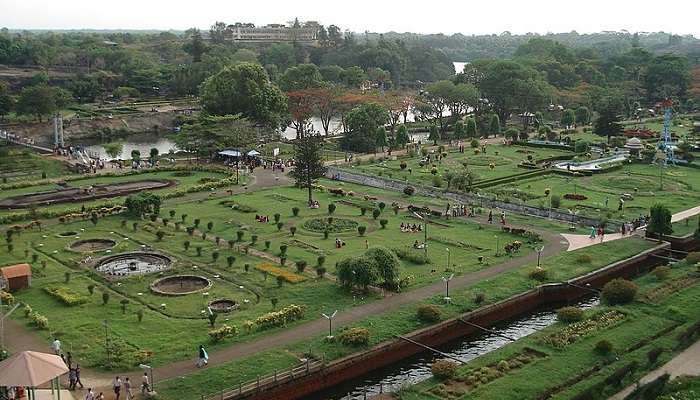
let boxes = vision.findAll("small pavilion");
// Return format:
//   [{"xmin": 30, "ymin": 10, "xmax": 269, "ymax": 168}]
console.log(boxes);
[{"xmin": 0, "ymin": 351, "xmax": 69, "ymax": 400}]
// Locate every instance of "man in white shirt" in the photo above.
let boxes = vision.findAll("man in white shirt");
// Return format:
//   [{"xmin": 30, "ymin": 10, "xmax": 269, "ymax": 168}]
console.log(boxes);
[{"xmin": 51, "ymin": 338, "xmax": 61, "ymax": 355}]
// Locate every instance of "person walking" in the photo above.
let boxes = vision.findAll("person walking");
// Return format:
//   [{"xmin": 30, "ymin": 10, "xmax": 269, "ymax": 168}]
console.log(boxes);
[
  {"xmin": 51, "ymin": 338, "xmax": 61, "ymax": 355},
  {"xmin": 123, "ymin": 377, "xmax": 133, "ymax": 400},
  {"xmin": 84, "ymin": 388, "xmax": 95, "ymax": 400},
  {"xmin": 487, "ymin": 210, "xmax": 493, "ymax": 224},
  {"xmin": 141, "ymin": 372, "xmax": 150, "ymax": 395},
  {"xmin": 196, "ymin": 345, "xmax": 208, "ymax": 368},
  {"xmin": 68, "ymin": 367, "xmax": 77, "ymax": 390},
  {"xmin": 74, "ymin": 364, "xmax": 84, "ymax": 389},
  {"xmin": 112, "ymin": 376, "xmax": 122, "ymax": 400}
]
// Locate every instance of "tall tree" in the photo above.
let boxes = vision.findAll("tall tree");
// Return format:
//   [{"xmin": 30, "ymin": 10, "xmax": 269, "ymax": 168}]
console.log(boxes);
[
  {"xmin": 341, "ymin": 103, "xmax": 389, "ymax": 153},
  {"xmin": 594, "ymin": 96, "xmax": 624, "ymax": 143},
  {"xmin": 209, "ymin": 21, "xmax": 229, "ymax": 44},
  {"xmin": 0, "ymin": 81, "xmax": 13, "ymax": 121},
  {"xmin": 560, "ymin": 109, "xmax": 576, "ymax": 128},
  {"xmin": 174, "ymin": 115, "xmax": 258, "ymax": 160},
  {"xmin": 488, "ymin": 114, "xmax": 501, "ymax": 137},
  {"xmin": 200, "ymin": 63, "xmax": 287, "ymax": 129},
  {"xmin": 184, "ymin": 28, "xmax": 206, "ymax": 62},
  {"xmin": 290, "ymin": 135, "xmax": 327, "ymax": 204},
  {"xmin": 15, "ymin": 85, "xmax": 70, "ymax": 122}
]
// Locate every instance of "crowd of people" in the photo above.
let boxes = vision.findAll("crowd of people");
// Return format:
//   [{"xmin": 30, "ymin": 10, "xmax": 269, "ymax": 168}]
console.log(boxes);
[{"xmin": 400, "ymin": 222, "xmax": 423, "ymax": 233}]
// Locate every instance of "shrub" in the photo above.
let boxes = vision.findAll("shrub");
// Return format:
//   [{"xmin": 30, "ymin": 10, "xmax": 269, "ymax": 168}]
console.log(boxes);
[
  {"xmin": 361, "ymin": 207, "xmax": 367, "ymax": 216},
  {"xmin": 393, "ymin": 247, "xmax": 430, "ymax": 264},
  {"xmin": 227, "ymin": 256, "xmax": 236, "ymax": 268},
  {"xmin": 255, "ymin": 264, "xmax": 306, "ymax": 283},
  {"xmin": 557, "ymin": 306, "xmax": 584, "ymax": 323},
  {"xmin": 432, "ymin": 175, "xmax": 444, "ymax": 187},
  {"xmin": 274, "ymin": 213, "xmax": 281, "ymax": 223},
  {"xmin": 403, "ymin": 186, "xmax": 416, "ymax": 196},
  {"xmin": 265, "ymin": 240, "xmax": 271, "ymax": 250},
  {"xmin": 251, "ymin": 234, "xmax": 258, "ymax": 244},
  {"xmin": 372, "ymin": 209, "xmax": 381, "ymax": 220},
  {"xmin": 337, "ymin": 327, "xmax": 370, "ymax": 346},
  {"xmin": 417, "ymin": 304, "xmax": 443, "ymax": 323},
  {"xmin": 102, "ymin": 291, "xmax": 110, "ymax": 305},
  {"xmin": 44, "ymin": 287, "xmax": 89, "ymax": 306},
  {"xmin": 212, "ymin": 251, "xmax": 219, "ymax": 262},
  {"xmin": 277, "ymin": 222, "xmax": 284, "ymax": 231},
  {"xmin": 431, "ymin": 359, "xmax": 458, "ymax": 380},
  {"xmin": 292, "ymin": 207, "xmax": 300, "ymax": 217},
  {"xmin": 120, "ymin": 299, "xmax": 129, "ymax": 314},
  {"xmin": 602, "ymin": 278, "xmax": 638, "ymax": 305},
  {"xmin": 136, "ymin": 308, "xmax": 144, "ymax": 323},
  {"xmin": 647, "ymin": 347, "xmax": 663, "ymax": 365},
  {"xmin": 156, "ymin": 230, "xmax": 165, "ymax": 241},
  {"xmin": 196, "ymin": 246, "xmax": 203, "ymax": 256},
  {"xmin": 576, "ymin": 254, "xmax": 592, "ymax": 264},
  {"xmin": 317, "ymin": 255, "xmax": 326, "ymax": 267},
  {"xmin": 316, "ymin": 267, "xmax": 326, "ymax": 278},
  {"xmin": 474, "ymin": 293, "xmax": 485, "ymax": 304},
  {"xmin": 594, "ymin": 339, "xmax": 614, "ymax": 355},
  {"xmin": 550, "ymin": 195, "xmax": 561, "ymax": 209},
  {"xmin": 279, "ymin": 244, "xmax": 288, "ymax": 256},
  {"xmin": 686, "ymin": 252, "xmax": 700, "ymax": 264},
  {"xmin": 254, "ymin": 305, "xmax": 305, "ymax": 330},
  {"xmin": 276, "ymin": 275, "xmax": 285, "ymax": 287},
  {"xmin": 64, "ymin": 272, "xmax": 71, "ymax": 283},
  {"xmin": 194, "ymin": 218, "xmax": 201, "ymax": 227},
  {"xmin": 328, "ymin": 203, "xmax": 336, "ymax": 215},
  {"xmin": 652, "ymin": 266, "xmax": 670, "ymax": 280},
  {"xmin": 209, "ymin": 325, "xmax": 238, "ymax": 342},
  {"xmin": 296, "ymin": 260, "xmax": 307, "ymax": 273},
  {"xmin": 528, "ymin": 267, "xmax": 549, "ymax": 282},
  {"xmin": 183, "ymin": 241, "xmax": 190, "ymax": 251},
  {"xmin": 358, "ymin": 226, "xmax": 367, "ymax": 236},
  {"xmin": 290, "ymin": 226, "xmax": 297, "ymax": 236},
  {"xmin": 29, "ymin": 311, "xmax": 49, "ymax": 329},
  {"xmin": 379, "ymin": 219, "xmax": 388, "ymax": 229},
  {"xmin": 0, "ymin": 290, "xmax": 15, "ymax": 305}
]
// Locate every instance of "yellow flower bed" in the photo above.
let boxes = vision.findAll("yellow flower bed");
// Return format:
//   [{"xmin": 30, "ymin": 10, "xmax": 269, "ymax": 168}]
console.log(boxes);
[{"xmin": 255, "ymin": 263, "xmax": 306, "ymax": 283}]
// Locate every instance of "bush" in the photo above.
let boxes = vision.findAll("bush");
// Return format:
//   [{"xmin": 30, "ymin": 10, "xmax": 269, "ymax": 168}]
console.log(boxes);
[
  {"xmin": 292, "ymin": 207, "xmax": 300, "ymax": 217},
  {"xmin": 474, "ymin": 293, "xmax": 485, "ymax": 304},
  {"xmin": 317, "ymin": 255, "xmax": 326, "ymax": 267},
  {"xmin": 647, "ymin": 347, "xmax": 663, "ymax": 365},
  {"xmin": 290, "ymin": 226, "xmax": 297, "ymax": 236},
  {"xmin": 602, "ymin": 278, "xmax": 638, "ymax": 305},
  {"xmin": 417, "ymin": 304, "xmax": 443, "ymax": 323},
  {"xmin": 594, "ymin": 339, "xmax": 614, "ymax": 355},
  {"xmin": 393, "ymin": 247, "xmax": 430, "ymax": 264},
  {"xmin": 328, "ymin": 203, "xmax": 336, "ymax": 215},
  {"xmin": 316, "ymin": 267, "xmax": 326, "ymax": 278},
  {"xmin": 358, "ymin": 226, "xmax": 367, "ymax": 236},
  {"xmin": 557, "ymin": 306, "xmax": 584, "ymax": 323},
  {"xmin": 254, "ymin": 305, "xmax": 305, "ymax": 330},
  {"xmin": 0, "ymin": 290, "xmax": 15, "ymax": 305},
  {"xmin": 550, "ymin": 195, "xmax": 561, "ymax": 209},
  {"xmin": 403, "ymin": 186, "xmax": 416, "ymax": 196},
  {"xmin": 652, "ymin": 266, "xmax": 670, "ymax": 280},
  {"xmin": 431, "ymin": 359, "xmax": 458, "ymax": 380},
  {"xmin": 528, "ymin": 267, "xmax": 549, "ymax": 282},
  {"xmin": 575, "ymin": 254, "xmax": 592, "ymax": 264},
  {"xmin": 209, "ymin": 325, "xmax": 238, "ymax": 342},
  {"xmin": 686, "ymin": 252, "xmax": 700, "ymax": 264},
  {"xmin": 379, "ymin": 219, "xmax": 388, "ymax": 229},
  {"xmin": 236, "ymin": 230, "xmax": 245, "ymax": 242},
  {"xmin": 44, "ymin": 287, "xmax": 89, "ymax": 306},
  {"xmin": 102, "ymin": 291, "xmax": 110, "ymax": 305},
  {"xmin": 337, "ymin": 327, "xmax": 370, "ymax": 346},
  {"xmin": 29, "ymin": 311, "xmax": 49, "ymax": 329},
  {"xmin": 295, "ymin": 260, "xmax": 307, "ymax": 273},
  {"xmin": 371, "ymin": 209, "xmax": 381, "ymax": 220}
]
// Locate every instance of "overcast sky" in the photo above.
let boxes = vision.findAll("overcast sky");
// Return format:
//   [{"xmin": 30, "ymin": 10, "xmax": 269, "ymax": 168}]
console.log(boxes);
[{"xmin": 1, "ymin": 0, "xmax": 698, "ymax": 36}]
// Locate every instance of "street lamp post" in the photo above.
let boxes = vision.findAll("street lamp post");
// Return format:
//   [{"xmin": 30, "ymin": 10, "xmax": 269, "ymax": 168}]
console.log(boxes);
[
  {"xmin": 445, "ymin": 248, "xmax": 451, "ymax": 272},
  {"xmin": 442, "ymin": 274, "xmax": 454, "ymax": 303},
  {"xmin": 537, "ymin": 246, "xmax": 545, "ymax": 267},
  {"xmin": 102, "ymin": 320, "xmax": 111, "ymax": 369},
  {"xmin": 321, "ymin": 310, "xmax": 338, "ymax": 339}
]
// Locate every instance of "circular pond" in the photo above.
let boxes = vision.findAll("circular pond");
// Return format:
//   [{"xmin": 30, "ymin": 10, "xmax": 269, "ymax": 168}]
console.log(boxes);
[
  {"xmin": 70, "ymin": 238, "xmax": 116, "ymax": 252},
  {"xmin": 208, "ymin": 298, "xmax": 239, "ymax": 313},
  {"xmin": 302, "ymin": 217, "xmax": 359, "ymax": 233},
  {"xmin": 96, "ymin": 252, "xmax": 171, "ymax": 277},
  {"xmin": 58, "ymin": 231, "xmax": 78, "ymax": 237},
  {"xmin": 151, "ymin": 275, "xmax": 212, "ymax": 296}
]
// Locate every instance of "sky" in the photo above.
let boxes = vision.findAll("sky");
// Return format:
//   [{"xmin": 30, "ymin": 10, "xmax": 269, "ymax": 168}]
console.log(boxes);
[{"xmin": 0, "ymin": 0, "xmax": 698, "ymax": 37}]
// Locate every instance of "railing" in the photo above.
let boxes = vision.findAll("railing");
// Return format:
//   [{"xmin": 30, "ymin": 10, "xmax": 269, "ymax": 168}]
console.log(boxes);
[{"xmin": 200, "ymin": 357, "xmax": 325, "ymax": 400}]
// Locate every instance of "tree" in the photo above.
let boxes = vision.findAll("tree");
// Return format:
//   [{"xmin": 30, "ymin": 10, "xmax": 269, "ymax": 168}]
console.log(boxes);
[
  {"xmin": 644, "ymin": 55, "xmax": 690, "ymax": 102},
  {"xmin": 428, "ymin": 125, "xmax": 440, "ymax": 145},
  {"xmin": 130, "ymin": 150, "xmax": 141, "ymax": 163},
  {"xmin": 312, "ymin": 86, "xmax": 343, "ymax": 135},
  {"xmin": 15, "ymin": 85, "xmax": 70, "ymax": 122},
  {"xmin": 648, "ymin": 204, "xmax": 673, "ymax": 238},
  {"xmin": 209, "ymin": 21, "xmax": 228, "ymax": 44},
  {"xmin": 184, "ymin": 28, "xmax": 206, "ymax": 62},
  {"xmin": 149, "ymin": 147, "xmax": 159, "ymax": 163},
  {"xmin": 488, "ymin": 114, "xmax": 501, "ymax": 137},
  {"xmin": 279, "ymin": 64, "xmax": 324, "ymax": 92},
  {"xmin": 124, "ymin": 192, "xmax": 161, "ymax": 218},
  {"xmin": 453, "ymin": 121, "xmax": 465, "ymax": 139},
  {"xmin": 594, "ymin": 96, "xmax": 624, "ymax": 143},
  {"xmin": 466, "ymin": 118, "xmax": 478, "ymax": 138},
  {"xmin": 200, "ymin": 63, "xmax": 287, "ymax": 128},
  {"xmin": 395, "ymin": 125, "xmax": 409, "ymax": 149},
  {"xmin": 375, "ymin": 127, "xmax": 387, "ymax": 152},
  {"xmin": 0, "ymin": 82, "xmax": 14, "ymax": 121},
  {"xmin": 342, "ymin": 66, "xmax": 367, "ymax": 88},
  {"xmin": 575, "ymin": 106, "xmax": 590, "ymax": 125},
  {"xmin": 560, "ymin": 109, "xmax": 576, "ymax": 128},
  {"xmin": 102, "ymin": 142, "xmax": 123, "ymax": 160},
  {"xmin": 336, "ymin": 255, "xmax": 378, "ymax": 291},
  {"xmin": 364, "ymin": 247, "xmax": 400, "ymax": 288},
  {"xmin": 290, "ymin": 135, "xmax": 327, "ymax": 204},
  {"xmin": 174, "ymin": 114, "xmax": 257, "ymax": 160},
  {"xmin": 286, "ymin": 89, "xmax": 317, "ymax": 138},
  {"xmin": 341, "ymin": 103, "xmax": 389, "ymax": 153}
]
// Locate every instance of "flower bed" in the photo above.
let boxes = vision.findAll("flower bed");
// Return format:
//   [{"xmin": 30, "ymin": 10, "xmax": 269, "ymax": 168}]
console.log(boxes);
[
  {"xmin": 642, "ymin": 275, "xmax": 700, "ymax": 304},
  {"xmin": 44, "ymin": 286, "xmax": 90, "ymax": 306},
  {"xmin": 302, "ymin": 217, "xmax": 359, "ymax": 233},
  {"xmin": 254, "ymin": 264, "xmax": 306, "ymax": 283},
  {"xmin": 253, "ymin": 304, "xmax": 305, "ymax": 330},
  {"xmin": 541, "ymin": 311, "xmax": 625, "ymax": 348},
  {"xmin": 563, "ymin": 193, "xmax": 588, "ymax": 200}
]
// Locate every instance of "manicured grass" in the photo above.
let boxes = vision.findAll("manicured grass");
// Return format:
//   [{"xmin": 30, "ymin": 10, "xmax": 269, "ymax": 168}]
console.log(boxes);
[
  {"xmin": 154, "ymin": 238, "xmax": 656, "ymax": 400},
  {"xmin": 0, "ymin": 145, "xmax": 71, "ymax": 181},
  {"xmin": 672, "ymin": 216, "xmax": 700, "ymax": 237},
  {"xmin": 341, "ymin": 144, "xmax": 572, "ymax": 186},
  {"xmin": 404, "ymin": 258, "xmax": 700, "ymax": 400}
]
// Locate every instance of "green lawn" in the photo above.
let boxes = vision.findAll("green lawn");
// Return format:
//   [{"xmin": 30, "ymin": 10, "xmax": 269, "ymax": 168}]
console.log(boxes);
[
  {"xmin": 403, "ymin": 257, "xmax": 700, "ymax": 400},
  {"xmin": 0, "ymin": 145, "xmax": 71, "ymax": 182}
]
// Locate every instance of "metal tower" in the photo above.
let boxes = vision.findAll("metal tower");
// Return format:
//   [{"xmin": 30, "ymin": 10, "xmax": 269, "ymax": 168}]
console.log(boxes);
[{"xmin": 658, "ymin": 99, "xmax": 676, "ymax": 165}]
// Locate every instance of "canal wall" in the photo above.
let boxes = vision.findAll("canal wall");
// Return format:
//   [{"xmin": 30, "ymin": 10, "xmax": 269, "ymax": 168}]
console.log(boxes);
[{"xmin": 221, "ymin": 241, "xmax": 670, "ymax": 400}]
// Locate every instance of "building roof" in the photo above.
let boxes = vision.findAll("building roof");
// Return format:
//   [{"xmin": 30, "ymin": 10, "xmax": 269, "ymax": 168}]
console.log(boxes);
[
  {"xmin": 0, "ymin": 351, "xmax": 68, "ymax": 387},
  {"xmin": 1, "ymin": 263, "xmax": 32, "ymax": 279}
]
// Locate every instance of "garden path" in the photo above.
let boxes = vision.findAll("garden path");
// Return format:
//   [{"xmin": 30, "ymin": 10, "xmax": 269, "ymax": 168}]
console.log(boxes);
[{"xmin": 609, "ymin": 338, "xmax": 700, "ymax": 400}]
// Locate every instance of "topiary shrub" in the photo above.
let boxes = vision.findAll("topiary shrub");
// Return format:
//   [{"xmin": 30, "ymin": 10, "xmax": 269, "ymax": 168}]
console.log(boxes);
[
  {"xmin": 292, "ymin": 207, "xmax": 300, "ymax": 217},
  {"xmin": 379, "ymin": 219, "xmax": 388, "ymax": 229},
  {"xmin": 602, "ymin": 278, "xmax": 638, "ymax": 305},
  {"xmin": 594, "ymin": 339, "xmax": 614, "ymax": 355},
  {"xmin": 372, "ymin": 209, "xmax": 381, "ymax": 220},
  {"xmin": 316, "ymin": 267, "xmax": 326, "ymax": 278},
  {"xmin": 557, "ymin": 306, "xmax": 584, "ymax": 323},
  {"xmin": 295, "ymin": 260, "xmax": 307, "ymax": 273},
  {"xmin": 528, "ymin": 267, "xmax": 549, "ymax": 282},
  {"xmin": 431, "ymin": 359, "xmax": 458, "ymax": 380},
  {"xmin": 403, "ymin": 186, "xmax": 416, "ymax": 196},
  {"xmin": 337, "ymin": 327, "xmax": 370, "ymax": 346},
  {"xmin": 101, "ymin": 291, "xmax": 110, "ymax": 305},
  {"xmin": 417, "ymin": 304, "xmax": 443, "ymax": 323},
  {"xmin": 550, "ymin": 195, "xmax": 561, "ymax": 209},
  {"xmin": 328, "ymin": 203, "xmax": 336, "ymax": 215},
  {"xmin": 358, "ymin": 226, "xmax": 367, "ymax": 236},
  {"xmin": 290, "ymin": 226, "xmax": 297, "ymax": 236}
]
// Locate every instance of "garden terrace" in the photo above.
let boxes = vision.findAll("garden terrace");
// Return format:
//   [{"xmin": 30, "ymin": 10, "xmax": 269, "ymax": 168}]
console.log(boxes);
[{"xmin": 0, "ymin": 145, "xmax": 71, "ymax": 182}]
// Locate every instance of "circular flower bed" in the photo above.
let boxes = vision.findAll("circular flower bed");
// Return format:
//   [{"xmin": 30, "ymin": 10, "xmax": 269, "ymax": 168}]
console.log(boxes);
[
  {"xmin": 96, "ymin": 252, "xmax": 171, "ymax": 277},
  {"xmin": 302, "ymin": 217, "xmax": 359, "ymax": 233},
  {"xmin": 150, "ymin": 275, "xmax": 212, "ymax": 296},
  {"xmin": 563, "ymin": 193, "xmax": 588, "ymax": 200},
  {"xmin": 208, "ymin": 299, "xmax": 239, "ymax": 313},
  {"xmin": 70, "ymin": 238, "xmax": 116, "ymax": 252}
]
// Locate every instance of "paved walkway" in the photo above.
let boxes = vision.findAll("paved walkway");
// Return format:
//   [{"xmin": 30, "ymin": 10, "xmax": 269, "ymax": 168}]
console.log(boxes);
[
  {"xmin": 672, "ymin": 206, "xmax": 700, "ymax": 223},
  {"xmin": 609, "ymin": 338, "xmax": 700, "ymax": 399}
]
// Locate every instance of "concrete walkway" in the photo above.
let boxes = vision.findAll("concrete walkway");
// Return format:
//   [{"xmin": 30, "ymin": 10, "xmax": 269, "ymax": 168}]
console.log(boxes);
[
  {"xmin": 609, "ymin": 338, "xmax": 700, "ymax": 399},
  {"xmin": 561, "ymin": 205, "xmax": 700, "ymax": 252}
]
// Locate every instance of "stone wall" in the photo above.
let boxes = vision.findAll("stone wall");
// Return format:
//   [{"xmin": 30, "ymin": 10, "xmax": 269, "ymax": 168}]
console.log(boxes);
[{"xmin": 326, "ymin": 167, "xmax": 608, "ymax": 228}]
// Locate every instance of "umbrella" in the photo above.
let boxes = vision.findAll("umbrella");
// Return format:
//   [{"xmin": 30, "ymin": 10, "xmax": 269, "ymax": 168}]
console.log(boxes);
[
  {"xmin": 247, "ymin": 150, "xmax": 261, "ymax": 156},
  {"xmin": 0, "ymin": 351, "xmax": 68, "ymax": 387}
]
